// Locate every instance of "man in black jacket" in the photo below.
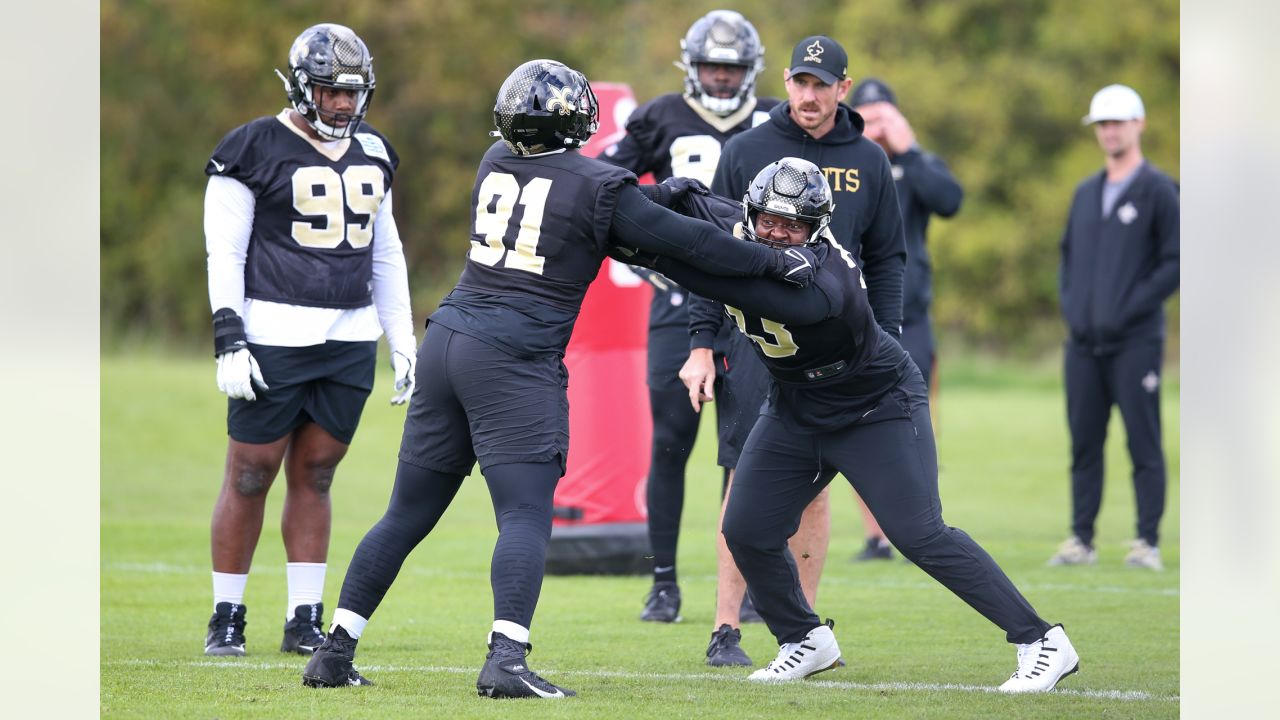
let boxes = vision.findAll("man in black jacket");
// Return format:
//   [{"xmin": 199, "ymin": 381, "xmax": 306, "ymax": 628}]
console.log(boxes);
[
  {"xmin": 844, "ymin": 77, "xmax": 964, "ymax": 562},
  {"xmin": 1049, "ymin": 84, "xmax": 1179, "ymax": 571}
]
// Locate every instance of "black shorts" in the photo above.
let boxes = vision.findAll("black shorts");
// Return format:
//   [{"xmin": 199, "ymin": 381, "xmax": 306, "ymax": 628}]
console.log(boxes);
[
  {"xmin": 227, "ymin": 340, "xmax": 376, "ymax": 445},
  {"xmin": 715, "ymin": 330, "xmax": 771, "ymax": 469},
  {"xmin": 399, "ymin": 323, "xmax": 569, "ymax": 476}
]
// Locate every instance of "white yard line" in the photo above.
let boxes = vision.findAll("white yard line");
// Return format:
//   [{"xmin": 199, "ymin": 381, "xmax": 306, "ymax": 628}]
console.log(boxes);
[{"xmin": 107, "ymin": 658, "xmax": 1178, "ymax": 702}]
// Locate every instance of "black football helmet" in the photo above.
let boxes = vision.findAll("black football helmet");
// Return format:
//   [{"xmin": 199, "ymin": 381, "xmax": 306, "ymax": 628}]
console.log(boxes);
[
  {"xmin": 678, "ymin": 10, "xmax": 764, "ymax": 116},
  {"xmin": 743, "ymin": 157, "xmax": 833, "ymax": 248},
  {"xmin": 492, "ymin": 59, "xmax": 599, "ymax": 156},
  {"xmin": 275, "ymin": 23, "xmax": 376, "ymax": 140}
]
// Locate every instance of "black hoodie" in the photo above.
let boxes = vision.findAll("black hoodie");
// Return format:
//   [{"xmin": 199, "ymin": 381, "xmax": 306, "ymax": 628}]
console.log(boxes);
[{"xmin": 711, "ymin": 101, "xmax": 906, "ymax": 336}]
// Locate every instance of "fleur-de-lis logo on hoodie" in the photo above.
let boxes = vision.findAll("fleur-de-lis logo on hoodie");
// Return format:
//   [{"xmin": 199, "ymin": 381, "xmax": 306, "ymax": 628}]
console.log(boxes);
[{"xmin": 547, "ymin": 86, "xmax": 576, "ymax": 116}]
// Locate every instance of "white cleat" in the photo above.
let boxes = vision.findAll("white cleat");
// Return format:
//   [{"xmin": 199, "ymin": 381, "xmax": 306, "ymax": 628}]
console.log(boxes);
[
  {"xmin": 1047, "ymin": 536, "xmax": 1097, "ymax": 566},
  {"xmin": 998, "ymin": 625, "xmax": 1080, "ymax": 693},
  {"xmin": 1124, "ymin": 539, "xmax": 1164, "ymax": 571},
  {"xmin": 748, "ymin": 621, "xmax": 842, "ymax": 682}
]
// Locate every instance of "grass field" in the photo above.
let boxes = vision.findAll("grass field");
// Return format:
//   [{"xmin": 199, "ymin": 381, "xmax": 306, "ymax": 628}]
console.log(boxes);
[{"xmin": 101, "ymin": 352, "xmax": 1179, "ymax": 718}]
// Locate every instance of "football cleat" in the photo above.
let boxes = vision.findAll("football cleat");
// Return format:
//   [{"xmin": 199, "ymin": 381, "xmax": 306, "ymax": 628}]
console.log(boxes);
[
  {"xmin": 281, "ymin": 602, "xmax": 327, "ymax": 654},
  {"xmin": 706, "ymin": 624, "xmax": 753, "ymax": 667},
  {"xmin": 639, "ymin": 581, "xmax": 682, "ymax": 623},
  {"xmin": 302, "ymin": 626, "xmax": 374, "ymax": 688},
  {"xmin": 1047, "ymin": 536, "xmax": 1097, "ymax": 566},
  {"xmin": 738, "ymin": 593, "xmax": 763, "ymax": 624},
  {"xmin": 204, "ymin": 602, "xmax": 247, "ymax": 656},
  {"xmin": 476, "ymin": 632, "xmax": 576, "ymax": 699},
  {"xmin": 998, "ymin": 624, "xmax": 1080, "ymax": 693},
  {"xmin": 852, "ymin": 537, "xmax": 893, "ymax": 562},
  {"xmin": 748, "ymin": 620, "xmax": 842, "ymax": 682},
  {"xmin": 1124, "ymin": 539, "xmax": 1164, "ymax": 571}
]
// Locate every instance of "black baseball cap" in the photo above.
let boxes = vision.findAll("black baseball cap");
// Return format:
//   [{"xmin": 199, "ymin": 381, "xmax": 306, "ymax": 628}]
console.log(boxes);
[
  {"xmin": 788, "ymin": 35, "xmax": 848, "ymax": 85},
  {"xmin": 851, "ymin": 77, "xmax": 896, "ymax": 107}
]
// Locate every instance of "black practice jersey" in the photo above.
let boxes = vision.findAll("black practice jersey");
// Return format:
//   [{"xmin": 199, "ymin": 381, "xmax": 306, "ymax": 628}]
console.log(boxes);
[
  {"xmin": 602, "ymin": 94, "xmax": 779, "ymax": 334},
  {"xmin": 206, "ymin": 112, "xmax": 399, "ymax": 309},
  {"xmin": 655, "ymin": 238, "xmax": 911, "ymax": 431},
  {"xmin": 432, "ymin": 143, "xmax": 788, "ymax": 360}
]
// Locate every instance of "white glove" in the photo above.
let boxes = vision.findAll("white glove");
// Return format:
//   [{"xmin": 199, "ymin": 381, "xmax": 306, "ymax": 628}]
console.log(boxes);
[
  {"xmin": 216, "ymin": 348, "xmax": 268, "ymax": 401},
  {"xmin": 390, "ymin": 350, "xmax": 415, "ymax": 405}
]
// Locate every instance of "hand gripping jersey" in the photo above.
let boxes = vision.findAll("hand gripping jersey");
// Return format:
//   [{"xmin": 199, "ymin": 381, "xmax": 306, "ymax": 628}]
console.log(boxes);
[
  {"xmin": 206, "ymin": 112, "xmax": 399, "ymax": 309},
  {"xmin": 430, "ymin": 142, "xmax": 637, "ymax": 359}
]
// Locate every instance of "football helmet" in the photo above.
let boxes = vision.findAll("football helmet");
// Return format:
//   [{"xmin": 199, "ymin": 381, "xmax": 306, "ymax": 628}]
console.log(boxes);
[
  {"xmin": 492, "ymin": 59, "xmax": 599, "ymax": 156},
  {"xmin": 743, "ymin": 157, "xmax": 833, "ymax": 248},
  {"xmin": 275, "ymin": 24, "xmax": 376, "ymax": 140},
  {"xmin": 678, "ymin": 10, "xmax": 764, "ymax": 116}
]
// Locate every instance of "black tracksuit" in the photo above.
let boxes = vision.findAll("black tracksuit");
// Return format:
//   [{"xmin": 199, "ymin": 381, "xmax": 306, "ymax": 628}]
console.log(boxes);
[
  {"xmin": 886, "ymin": 146, "xmax": 963, "ymax": 387},
  {"xmin": 1059, "ymin": 160, "xmax": 1180, "ymax": 547}
]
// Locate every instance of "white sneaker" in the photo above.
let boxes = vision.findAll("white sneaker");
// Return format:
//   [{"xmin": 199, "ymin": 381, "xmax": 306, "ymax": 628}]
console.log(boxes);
[
  {"xmin": 1047, "ymin": 536, "xmax": 1097, "ymax": 566},
  {"xmin": 1124, "ymin": 539, "xmax": 1164, "ymax": 571},
  {"xmin": 747, "ymin": 621, "xmax": 842, "ymax": 682},
  {"xmin": 998, "ymin": 625, "xmax": 1080, "ymax": 693}
]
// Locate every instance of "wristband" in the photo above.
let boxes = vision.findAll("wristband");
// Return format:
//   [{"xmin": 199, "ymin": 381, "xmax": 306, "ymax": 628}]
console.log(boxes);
[{"xmin": 212, "ymin": 307, "xmax": 249, "ymax": 357}]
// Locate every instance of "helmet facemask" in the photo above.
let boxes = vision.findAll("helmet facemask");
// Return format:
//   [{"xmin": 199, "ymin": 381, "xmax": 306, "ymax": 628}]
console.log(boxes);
[
  {"xmin": 276, "ymin": 24, "xmax": 376, "ymax": 140},
  {"xmin": 742, "ymin": 158, "xmax": 833, "ymax": 248},
  {"xmin": 678, "ymin": 10, "xmax": 763, "ymax": 117}
]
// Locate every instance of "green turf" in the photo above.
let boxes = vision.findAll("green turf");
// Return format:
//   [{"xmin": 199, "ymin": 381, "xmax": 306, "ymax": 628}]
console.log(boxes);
[{"xmin": 102, "ymin": 352, "xmax": 1179, "ymax": 718}]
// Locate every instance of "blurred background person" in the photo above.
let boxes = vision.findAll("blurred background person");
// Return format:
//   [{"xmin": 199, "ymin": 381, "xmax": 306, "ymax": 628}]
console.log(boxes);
[
  {"xmin": 846, "ymin": 77, "xmax": 963, "ymax": 561},
  {"xmin": 1049, "ymin": 84, "xmax": 1179, "ymax": 570}
]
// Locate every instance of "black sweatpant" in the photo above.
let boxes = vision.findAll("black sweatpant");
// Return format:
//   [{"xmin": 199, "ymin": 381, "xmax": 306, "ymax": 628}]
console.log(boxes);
[
  {"xmin": 645, "ymin": 385, "xmax": 701, "ymax": 583},
  {"xmin": 1064, "ymin": 339, "xmax": 1167, "ymax": 547},
  {"xmin": 722, "ymin": 369, "xmax": 1050, "ymax": 646}
]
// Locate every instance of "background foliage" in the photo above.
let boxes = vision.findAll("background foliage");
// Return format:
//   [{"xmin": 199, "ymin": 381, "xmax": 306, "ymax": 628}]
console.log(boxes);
[{"xmin": 101, "ymin": 0, "xmax": 1179, "ymax": 354}]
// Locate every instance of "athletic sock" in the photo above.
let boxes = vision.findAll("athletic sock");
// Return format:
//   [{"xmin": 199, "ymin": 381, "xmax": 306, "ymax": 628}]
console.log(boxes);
[
  {"xmin": 331, "ymin": 608, "xmax": 369, "ymax": 639},
  {"xmin": 492, "ymin": 620, "xmax": 530, "ymax": 645},
  {"xmin": 212, "ymin": 571, "xmax": 248, "ymax": 608},
  {"xmin": 286, "ymin": 561, "xmax": 326, "ymax": 620}
]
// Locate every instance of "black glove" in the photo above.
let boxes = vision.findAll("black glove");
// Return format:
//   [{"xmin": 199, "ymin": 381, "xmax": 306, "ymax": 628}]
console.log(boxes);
[
  {"xmin": 607, "ymin": 243, "xmax": 662, "ymax": 271},
  {"xmin": 661, "ymin": 176, "xmax": 710, "ymax": 206},
  {"xmin": 772, "ymin": 246, "xmax": 818, "ymax": 288}
]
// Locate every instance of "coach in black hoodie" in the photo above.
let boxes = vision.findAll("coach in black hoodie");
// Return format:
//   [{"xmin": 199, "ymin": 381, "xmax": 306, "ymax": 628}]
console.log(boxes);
[{"xmin": 710, "ymin": 35, "xmax": 906, "ymax": 338}]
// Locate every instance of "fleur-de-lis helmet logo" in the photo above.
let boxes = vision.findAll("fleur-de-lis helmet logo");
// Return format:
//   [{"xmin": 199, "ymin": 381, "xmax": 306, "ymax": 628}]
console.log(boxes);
[
  {"xmin": 547, "ymin": 86, "xmax": 576, "ymax": 116},
  {"xmin": 805, "ymin": 40, "xmax": 824, "ymax": 63}
]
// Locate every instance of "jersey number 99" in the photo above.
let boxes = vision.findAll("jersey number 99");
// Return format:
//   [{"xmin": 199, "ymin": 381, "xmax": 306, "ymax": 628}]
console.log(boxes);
[{"xmin": 291, "ymin": 165, "xmax": 385, "ymax": 249}]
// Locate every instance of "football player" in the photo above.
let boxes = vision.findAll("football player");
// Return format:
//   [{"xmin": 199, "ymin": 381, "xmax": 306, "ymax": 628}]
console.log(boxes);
[
  {"xmin": 601, "ymin": 11, "xmax": 827, "ymax": 668},
  {"xmin": 648, "ymin": 157, "xmax": 1081, "ymax": 692},
  {"xmin": 202, "ymin": 23, "xmax": 416, "ymax": 658},
  {"xmin": 301, "ymin": 59, "xmax": 819, "ymax": 698}
]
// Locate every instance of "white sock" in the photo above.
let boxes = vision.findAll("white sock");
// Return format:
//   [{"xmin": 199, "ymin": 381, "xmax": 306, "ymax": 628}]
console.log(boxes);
[
  {"xmin": 330, "ymin": 608, "xmax": 369, "ymax": 639},
  {"xmin": 286, "ymin": 562, "xmax": 327, "ymax": 620},
  {"xmin": 491, "ymin": 620, "xmax": 530, "ymax": 645},
  {"xmin": 212, "ymin": 571, "xmax": 248, "ymax": 608}
]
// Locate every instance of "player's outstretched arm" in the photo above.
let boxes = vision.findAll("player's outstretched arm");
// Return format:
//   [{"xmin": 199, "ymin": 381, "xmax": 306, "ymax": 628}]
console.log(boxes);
[
  {"xmin": 609, "ymin": 184, "xmax": 814, "ymax": 286},
  {"xmin": 655, "ymin": 256, "xmax": 832, "ymax": 327}
]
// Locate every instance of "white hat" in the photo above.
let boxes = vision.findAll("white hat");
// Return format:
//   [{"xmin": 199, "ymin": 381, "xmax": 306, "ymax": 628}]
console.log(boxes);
[{"xmin": 1081, "ymin": 84, "xmax": 1145, "ymax": 125}]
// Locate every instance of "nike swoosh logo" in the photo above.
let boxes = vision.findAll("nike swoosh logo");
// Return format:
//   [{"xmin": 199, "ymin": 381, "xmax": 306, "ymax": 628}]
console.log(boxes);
[
  {"xmin": 519, "ymin": 677, "xmax": 564, "ymax": 698},
  {"xmin": 211, "ymin": 159, "xmax": 225, "ymax": 172},
  {"xmin": 653, "ymin": 565, "xmax": 674, "ymax": 573}
]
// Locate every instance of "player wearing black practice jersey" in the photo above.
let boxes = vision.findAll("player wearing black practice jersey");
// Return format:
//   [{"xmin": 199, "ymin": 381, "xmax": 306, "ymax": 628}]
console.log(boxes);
[
  {"xmin": 647, "ymin": 158, "xmax": 1080, "ymax": 693},
  {"xmin": 599, "ymin": 11, "xmax": 779, "ymax": 647},
  {"xmin": 302, "ymin": 60, "xmax": 818, "ymax": 699},
  {"xmin": 202, "ymin": 24, "xmax": 416, "ymax": 660}
]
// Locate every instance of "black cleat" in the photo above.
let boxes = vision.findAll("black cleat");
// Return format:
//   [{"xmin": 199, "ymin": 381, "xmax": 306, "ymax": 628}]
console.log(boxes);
[
  {"xmin": 852, "ymin": 537, "xmax": 893, "ymax": 562},
  {"xmin": 476, "ymin": 632, "xmax": 575, "ymax": 699},
  {"xmin": 739, "ymin": 593, "xmax": 764, "ymax": 624},
  {"xmin": 204, "ymin": 602, "xmax": 247, "ymax": 656},
  {"xmin": 639, "ymin": 581, "xmax": 681, "ymax": 623},
  {"xmin": 302, "ymin": 626, "xmax": 373, "ymax": 687},
  {"xmin": 281, "ymin": 602, "xmax": 327, "ymax": 654},
  {"xmin": 706, "ymin": 624, "xmax": 753, "ymax": 667}
]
